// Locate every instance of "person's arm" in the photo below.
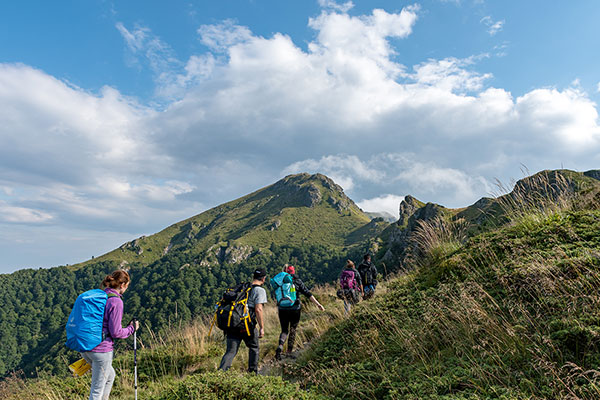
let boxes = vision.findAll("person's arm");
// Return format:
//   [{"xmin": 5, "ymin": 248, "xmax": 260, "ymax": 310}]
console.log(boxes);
[
  {"xmin": 309, "ymin": 295, "xmax": 325, "ymax": 311},
  {"xmin": 373, "ymin": 265, "xmax": 378, "ymax": 285},
  {"xmin": 255, "ymin": 303, "xmax": 264, "ymax": 338},
  {"xmin": 354, "ymin": 268, "xmax": 363, "ymax": 292},
  {"xmin": 294, "ymin": 277, "xmax": 312, "ymax": 298},
  {"xmin": 106, "ymin": 299, "xmax": 135, "ymax": 339}
]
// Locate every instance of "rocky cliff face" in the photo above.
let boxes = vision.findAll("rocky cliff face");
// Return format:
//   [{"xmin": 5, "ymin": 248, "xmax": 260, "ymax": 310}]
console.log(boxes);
[{"xmin": 381, "ymin": 196, "xmax": 448, "ymax": 270}]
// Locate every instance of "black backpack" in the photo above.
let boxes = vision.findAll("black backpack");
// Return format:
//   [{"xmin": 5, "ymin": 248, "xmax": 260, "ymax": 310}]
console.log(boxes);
[
  {"xmin": 358, "ymin": 264, "xmax": 375, "ymax": 286},
  {"xmin": 212, "ymin": 282, "xmax": 257, "ymax": 336}
]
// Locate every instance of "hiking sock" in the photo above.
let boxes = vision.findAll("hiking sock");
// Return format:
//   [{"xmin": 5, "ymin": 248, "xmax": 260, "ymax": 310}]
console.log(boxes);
[
  {"xmin": 278, "ymin": 332, "xmax": 288, "ymax": 347},
  {"xmin": 287, "ymin": 327, "xmax": 297, "ymax": 353}
]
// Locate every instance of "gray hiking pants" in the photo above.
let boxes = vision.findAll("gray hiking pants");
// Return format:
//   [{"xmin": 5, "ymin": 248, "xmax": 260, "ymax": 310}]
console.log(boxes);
[
  {"xmin": 219, "ymin": 328, "xmax": 260, "ymax": 373},
  {"xmin": 81, "ymin": 351, "xmax": 115, "ymax": 400}
]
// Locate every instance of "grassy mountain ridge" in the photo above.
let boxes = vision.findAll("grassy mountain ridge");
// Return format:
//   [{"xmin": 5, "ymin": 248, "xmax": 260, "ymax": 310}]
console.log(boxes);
[
  {"xmin": 75, "ymin": 173, "xmax": 374, "ymax": 270},
  {"xmin": 378, "ymin": 169, "xmax": 600, "ymax": 269}
]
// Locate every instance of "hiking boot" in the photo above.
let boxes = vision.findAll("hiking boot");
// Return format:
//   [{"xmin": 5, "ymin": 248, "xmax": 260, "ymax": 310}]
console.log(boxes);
[{"xmin": 275, "ymin": 348, "xmax": 282, "ymax": 361}]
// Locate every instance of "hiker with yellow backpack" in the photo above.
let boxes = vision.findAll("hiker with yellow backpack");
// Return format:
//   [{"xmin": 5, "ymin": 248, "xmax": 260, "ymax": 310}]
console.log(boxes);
[
  {"xmin": 217, "ymin": 268, "xmax": 268, "ymax": 373},
  {"xmin": 271, "ymin": 264, "xmax": 325, "ymax": 361}
]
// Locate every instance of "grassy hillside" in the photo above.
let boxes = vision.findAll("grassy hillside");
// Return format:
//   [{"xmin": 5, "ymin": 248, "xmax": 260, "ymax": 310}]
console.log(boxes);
[{"xmin": 294, "ymin": 208, "xmax": 600, "ymax": 397}]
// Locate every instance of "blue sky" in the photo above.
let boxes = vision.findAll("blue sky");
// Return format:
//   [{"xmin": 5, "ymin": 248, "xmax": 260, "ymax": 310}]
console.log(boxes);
[{"xmin": 1, "ymin": 0, "xmax": 599, "ymax": 273}]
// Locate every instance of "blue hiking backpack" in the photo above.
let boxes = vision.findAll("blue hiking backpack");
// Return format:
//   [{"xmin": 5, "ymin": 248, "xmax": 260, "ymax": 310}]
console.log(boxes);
[
  {"xmin": 65, "ymin": 289, "xmax": 118, "ymax": 352},
  {"xmin": 270, "ymin": 272, "xmax": 297, "ymax": 308}
]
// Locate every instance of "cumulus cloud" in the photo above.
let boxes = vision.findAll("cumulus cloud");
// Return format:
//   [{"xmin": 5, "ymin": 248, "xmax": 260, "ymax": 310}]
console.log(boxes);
[
  {"xmin": 412, "ymin": 55, "xmax": 492, "ymax": 92},
  {"xmin": 357, "ymin": 194, "xmax": 405, "ymax": 219},
  {"xmin": 283, "ymin": 155, "xmax": 384, "ymax": 191},
  {"xmin": 2, "ymin": 3, "xmax": 600, "ymax": 272}
]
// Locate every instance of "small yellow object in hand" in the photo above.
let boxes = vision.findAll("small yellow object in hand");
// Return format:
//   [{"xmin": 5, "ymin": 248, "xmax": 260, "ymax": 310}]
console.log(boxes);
[{"xmin": 69, "ymin": 358, "xmax": 91, "ymax": 376}]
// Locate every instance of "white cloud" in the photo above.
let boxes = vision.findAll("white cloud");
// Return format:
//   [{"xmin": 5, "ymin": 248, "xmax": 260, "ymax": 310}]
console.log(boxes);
[
  {"xmin": 198, "ymin": 19, "xmax": 253, "ymax": 52},
  {"xmin": 412, "ymin": 56, "xmax": 492, "ymax": 92},
  {"xmin": 515, "ymin": 87, "xmax": 600, "ymax": 147},
  {"xmin": 3, "ymin": 4, "xmax": 600, "ymax": 271},
  {"xmin": 357, "ymin": 194, "xmax": 405, "ymax": 219},
  {"xmin": 0, "ymin": 201, "xmax": 54, "ymax": 224},
  {"xmin": 318, "ymin": 0, "xmax": 355, "ymax": 13},
  {"xmin": 481, "ymin": 16, "xmax": 505, "ymax": 36},
  {"xmin": 394, "ymin": 163, "xmax": 492, "ymax": 203}
]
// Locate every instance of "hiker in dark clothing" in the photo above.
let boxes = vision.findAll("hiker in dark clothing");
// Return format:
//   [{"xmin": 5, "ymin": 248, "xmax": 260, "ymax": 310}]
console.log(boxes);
[
  {"xmin": 357, "ymin": 253, "xmax": 378, "ymax": 300},
  {"xmin": 218, "ymin": 268, "xmax": 268, "ymax": 373},
  {"xmin": 339, "ymin": 260, "xmax": 363, "ymax": 314},
  {"xmin": 275, "ymin": 264, "xmax": 324, "ymax": 360}
]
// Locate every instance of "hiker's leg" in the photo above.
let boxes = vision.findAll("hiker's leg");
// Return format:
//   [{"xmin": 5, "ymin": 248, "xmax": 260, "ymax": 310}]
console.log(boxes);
[
  {"xmin": 244, "ymin": 329, "xmax": 260, "ymax": 373},
  {"xmin": 277, "ymin": 308, "xmax": 291, "ymax": 351},
  {"xmin": 219, "ymin": 333, "xmax": 241, "ymax": 371},
  {"xmin": 286, "ymin": 308, "xmax": 301, "ymax": 353},
  {"xmin": 343, "ymin": 299, "xmax": 351, "ymax": 314},
  {"xmin": 101, "ymin": 363, "xmax": 115, "ymax": 400},
  {"xmin": 82, "ymin": 351, "xmax": 113, "ymax": 400}
]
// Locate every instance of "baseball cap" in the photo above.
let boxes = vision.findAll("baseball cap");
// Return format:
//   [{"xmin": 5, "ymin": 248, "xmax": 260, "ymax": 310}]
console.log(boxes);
[{"xmin": 253, "ymin": 268, "xmax": 267, "ymax": 279}]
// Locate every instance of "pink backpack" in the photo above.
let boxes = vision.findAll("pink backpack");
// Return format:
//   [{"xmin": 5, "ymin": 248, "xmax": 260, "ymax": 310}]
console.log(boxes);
[{"xmin": 340, "ymin": 269, "xmax": 358, "ymax": 290}]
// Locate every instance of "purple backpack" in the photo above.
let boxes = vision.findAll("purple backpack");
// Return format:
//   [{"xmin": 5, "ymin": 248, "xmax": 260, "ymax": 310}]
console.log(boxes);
[{"xmin": 340, "ymin": 269, "xmax": 358, "ymax": 290}]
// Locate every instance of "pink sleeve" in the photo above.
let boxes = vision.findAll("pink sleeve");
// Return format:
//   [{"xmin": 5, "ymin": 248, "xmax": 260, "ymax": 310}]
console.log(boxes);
[{"xmin": 106, "ymin": 297, "xmax": 135, "ymax": 339}]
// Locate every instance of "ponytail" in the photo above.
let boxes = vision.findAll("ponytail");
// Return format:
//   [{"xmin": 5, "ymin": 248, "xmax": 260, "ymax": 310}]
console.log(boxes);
[{"xmin": 102, "ymin": 270, "xmax": 130, "ymax": 289}]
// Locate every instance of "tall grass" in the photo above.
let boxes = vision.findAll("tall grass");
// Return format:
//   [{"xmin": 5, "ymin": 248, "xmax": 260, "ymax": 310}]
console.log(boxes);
[{"xmin": 296, "ymin": 175, "xmax": 600, "ymax": 399}]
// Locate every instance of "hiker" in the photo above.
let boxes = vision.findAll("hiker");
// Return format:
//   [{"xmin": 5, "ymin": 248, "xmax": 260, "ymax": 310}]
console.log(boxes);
[
  {"xmin": 338, "ymin": 260, "xmax": 363, "ymax": 314},
  {"xmin": 357, "ymin": 253, "xmax": 378, "ymax": 300},
  {"xmin": 81, "ymin": 270, "xmax": 139, "ymax": 400},
  {"xmin": 272, "ymin": 264, "xmax": 325, "ymax": 361},
  {"xmin": 218, "ymin": 268, "xmax": 268, "ymax": 374}
]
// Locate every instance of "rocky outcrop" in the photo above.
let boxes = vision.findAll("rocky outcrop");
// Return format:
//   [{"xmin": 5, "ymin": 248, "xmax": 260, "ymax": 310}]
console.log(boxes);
[
  {"xmin": 381, "ymin": 197, "xmax": 447, "ymax": 269},
  {"xmin": 222, "ymin": 245, "xmax": 253, "ymax": 264},
  {"xmin": 328, "ymin": 195, "xmax": 350, "ymax": 212},
  {"xmin": 120, "ymin": 236, "xmax": 146, "ymax": 255},
  {"xmin": 270, "ymin": 219, "xmax": 281, "ymax": 231},
  {"xmin": 200, "ymin": 243, "xmax": 254, "ymax": 266},
  {"xmin": 398, "ymin": 195, "xmax": 422, "ymax": 227},
  {"xmin": 302, "ymin": 184, "xmax": 322, "ymax": 207}
]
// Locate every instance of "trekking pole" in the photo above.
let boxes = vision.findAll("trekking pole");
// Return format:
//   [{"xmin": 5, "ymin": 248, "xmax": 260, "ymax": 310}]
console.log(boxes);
[{"xmin": 133, "ymin": 318, "xmax": 138, "ymax": 400}]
